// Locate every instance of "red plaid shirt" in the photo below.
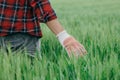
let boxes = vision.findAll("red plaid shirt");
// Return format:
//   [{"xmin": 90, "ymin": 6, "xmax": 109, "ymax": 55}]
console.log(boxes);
[{"xmin": 0, "ymin": 0, "xmax": 57, "ymax": 37}]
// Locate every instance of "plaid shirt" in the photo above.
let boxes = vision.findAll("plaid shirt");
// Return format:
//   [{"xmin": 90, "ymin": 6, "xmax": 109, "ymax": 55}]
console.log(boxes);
[{"xmin": 0, "ymin": 0, "xmax": 57, "ymax": 37}]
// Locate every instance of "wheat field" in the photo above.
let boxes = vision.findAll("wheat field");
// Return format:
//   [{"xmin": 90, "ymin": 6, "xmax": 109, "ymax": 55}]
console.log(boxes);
[{"xmin": 0, "ymin": 0, "xmax": 120, "ymax": 80}]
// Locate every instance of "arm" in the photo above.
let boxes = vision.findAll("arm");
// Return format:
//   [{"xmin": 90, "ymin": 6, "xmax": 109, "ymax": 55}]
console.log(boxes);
[
  {"xmin": 46, "ymin": 19, "xmax": 87, "ymax": 57},
  {"xmin": 30, "ymin": 0, "xmax": 87, "ymax": 57},
  {"xmin": 46, "ymin": 19, "xmax": 64, "ymax": 35}
]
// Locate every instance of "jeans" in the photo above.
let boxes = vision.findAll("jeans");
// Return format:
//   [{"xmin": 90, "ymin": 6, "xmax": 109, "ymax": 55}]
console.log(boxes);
[{"xmin": 0, "ymin": 33, "xmax": 40, "ymax": 57}]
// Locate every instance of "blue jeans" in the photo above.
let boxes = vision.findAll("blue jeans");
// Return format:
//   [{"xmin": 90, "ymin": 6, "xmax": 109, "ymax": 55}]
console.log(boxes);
[{"xmin": 0, "ymin": 33, "xmax": 40, "ymax": 57}]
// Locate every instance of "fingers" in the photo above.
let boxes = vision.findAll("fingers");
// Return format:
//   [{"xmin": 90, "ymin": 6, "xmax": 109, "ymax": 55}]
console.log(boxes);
[
  {"xmin": 72, "ymin": 43, "xmax": 83, "ymax": 56},
  {"xmin": 63, "ymin": 37, "xmax": 87, "ymax": 57},
  {"xmin": 65, "ymin": 42, "xmax": 87, "ymax": 57},
  {"xmin": 65, "ymin": 46, "xmax": 72, "ymax": 57},
  {"xmin": 76, "ymin": 43, "xmax": 87, "ymax": 54}
]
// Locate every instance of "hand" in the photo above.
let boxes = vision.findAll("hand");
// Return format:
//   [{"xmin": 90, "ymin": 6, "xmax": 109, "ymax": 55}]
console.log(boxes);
[{"xmin": 63, "ymin": 36, "xmax": 87, "ymax": 57}]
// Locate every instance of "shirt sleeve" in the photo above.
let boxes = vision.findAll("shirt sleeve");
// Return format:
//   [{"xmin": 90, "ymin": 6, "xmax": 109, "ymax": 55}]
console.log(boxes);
[{"xmin": 30, "ymin": 0, "xmax": 57, "ymax": 23}]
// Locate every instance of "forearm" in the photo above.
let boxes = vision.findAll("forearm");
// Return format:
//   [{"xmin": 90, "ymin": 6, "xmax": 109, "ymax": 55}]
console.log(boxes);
[
  {"xmin": 46, "ymin": 19, "xmax": 87, "ymax": 56},
  {"xmin": 46, "ymin": 19, "xmax": 70, "ymax": 46},
  {"xmin": 46, "ymin": 19, "xmax": 64, "ymax": 35}
]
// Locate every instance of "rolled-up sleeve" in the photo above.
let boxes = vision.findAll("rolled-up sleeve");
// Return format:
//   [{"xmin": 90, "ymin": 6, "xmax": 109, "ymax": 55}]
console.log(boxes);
[{"xmin": 30, "ymin": 0, "xmax": 57, "ymax": 23}]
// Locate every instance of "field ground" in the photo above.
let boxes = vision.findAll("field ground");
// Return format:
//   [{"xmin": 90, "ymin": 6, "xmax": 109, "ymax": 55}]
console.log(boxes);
[{"xmin": 0, "ymin": 0, "xmax": 120, "ymax": 80}]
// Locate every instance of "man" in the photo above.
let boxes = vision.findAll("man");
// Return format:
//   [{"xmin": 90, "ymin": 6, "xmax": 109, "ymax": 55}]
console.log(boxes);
[{"xmin": 0, "ymin": 0, "xmax": 87, "ymax": 57}]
